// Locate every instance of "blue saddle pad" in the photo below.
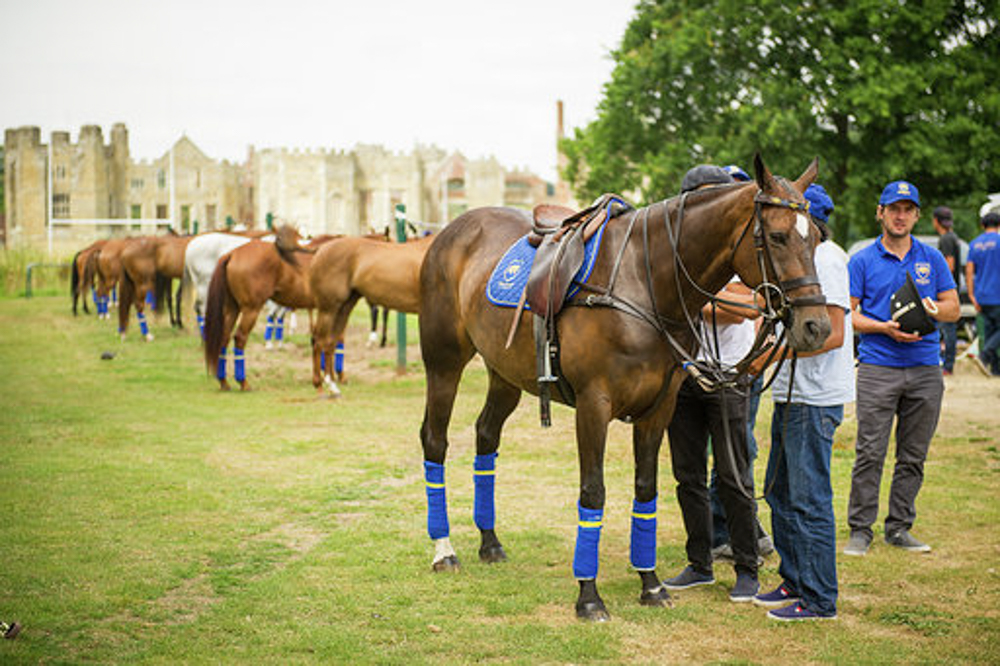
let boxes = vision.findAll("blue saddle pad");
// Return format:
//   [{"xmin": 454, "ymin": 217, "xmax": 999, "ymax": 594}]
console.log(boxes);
[{"xmin": 486, "ymin": 222, "xmax": 607, "ymax": 309}]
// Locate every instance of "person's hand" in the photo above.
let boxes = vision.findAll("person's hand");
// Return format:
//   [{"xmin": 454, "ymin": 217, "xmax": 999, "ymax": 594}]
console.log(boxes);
[{"xmin": 884, "ymin": 319, "xmax": 921, "ymax": 343}]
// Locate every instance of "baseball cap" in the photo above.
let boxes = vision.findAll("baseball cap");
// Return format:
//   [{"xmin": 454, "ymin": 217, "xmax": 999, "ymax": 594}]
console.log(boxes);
[
  {"xmin": 723, "ymin": 165, "xmax": 751, "ymax": 182},
  {"xmin": 879, "ymin": 180, "xmax": 920, "ymax": 207},
  {"xmin": 681, "ymin": 165, "xmax": 733, "ymax": 193},
  {"xmin": 804, "ymin": 184, "xmax": 835, "ymax": 224},
  {"xmin": 933, "ymin": 205, "xmax": 953, "ymax": 227}
]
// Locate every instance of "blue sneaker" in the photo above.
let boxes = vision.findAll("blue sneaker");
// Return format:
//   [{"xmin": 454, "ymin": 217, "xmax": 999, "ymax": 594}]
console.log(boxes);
[
  {"xmin": 663, "ymin": 566, "xmax": 715, "ymax": 590},
  {"xmin": 729, "ymin": 573, "xmax": 760, "ymax": 603},
  {"xmin": 753, "ymin": 583, "xmax": 800, "ymax": 608},
  {"xmin": 767, "ymin": 603, "xmax": 836, "ymax": 621}
]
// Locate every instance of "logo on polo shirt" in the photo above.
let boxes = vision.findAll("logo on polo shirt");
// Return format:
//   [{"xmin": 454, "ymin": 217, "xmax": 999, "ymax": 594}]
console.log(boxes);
[{"xmin": 914, "ymin": 262, "xmax": 931, "ymax": 285}]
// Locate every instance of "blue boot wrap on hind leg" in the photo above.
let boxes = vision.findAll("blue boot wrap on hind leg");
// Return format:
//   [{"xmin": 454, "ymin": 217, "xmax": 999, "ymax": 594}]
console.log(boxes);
[
  {"xmin": 334, "ymin": 342, "xmax": 345, "ymax": 375},
  {"xmin": 234, "ymin": 348, "xmax": 246, "ymax": 383},
  {"xmin": 198, "ymin": 314, "xmax": 205, "ymax": 339},
  {"xmin": 275, "ymin": 317, "xmax": 285, "ymax": 342},
  {"xmin": 573, "ymin": 503, "xmax": 604, "ymax": 580},
  {"xmin": 424, "ymin": 461, "xmax": 450, "ymax": 540},
  {"xmin": 264, "ymin": 315, "xmax": 274, "ymax": 341},
  {"xmin": 473, "ymin": 453, "xmax": 497, "ymax": 531},
  {"xmin": 137, "ymin": 312, "xmax": 149, "ymax": 337},
  {"xmin": 630, "ymin": 496, "xmax": 657, "ymax": 571},
  {"xmin": 217, "ymin": 347, "xmax": 227, "ymax": 381}
]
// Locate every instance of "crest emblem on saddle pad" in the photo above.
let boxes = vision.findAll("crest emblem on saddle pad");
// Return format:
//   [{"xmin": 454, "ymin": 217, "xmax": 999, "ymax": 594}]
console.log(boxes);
[
  {"xmin": 499, "ymin": 260, "xmax": 524, "ymax": 290},
  {"xmin": 914, "ymin": 262, "xmax": 931, "ymax": 285}
]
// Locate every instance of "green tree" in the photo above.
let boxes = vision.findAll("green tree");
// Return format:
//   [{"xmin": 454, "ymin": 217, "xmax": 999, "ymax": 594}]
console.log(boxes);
[{"xmin": 562, "ymin": 0, "xmax": 1000, "ymax": 244}]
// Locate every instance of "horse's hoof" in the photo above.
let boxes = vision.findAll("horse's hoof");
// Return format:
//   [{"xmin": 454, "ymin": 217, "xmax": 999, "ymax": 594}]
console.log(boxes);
[
  {"xmin": 145, "ymin": 334, "xmax": 154, "ymax": 342},
  {"xmin": 575, "ymin": 601, "xmax": 610, "ymax": 622},
  {"xmin": 239, "ymin": 383, "xmax": 252, "ymax": 392},
  {"xmin": 640, "ymin": 585, "xmax": 673, "ymax": 608},
  {"xmin": 478, "ymin": 545, "xmax": 507, "ymax": 564},
  {"xmin": 432, "ymin": 555, "xmax": 461, "ymax": 573},
  {"xmin": 219, "ymin": 384, "xmax": 231, "ymax": 392}
]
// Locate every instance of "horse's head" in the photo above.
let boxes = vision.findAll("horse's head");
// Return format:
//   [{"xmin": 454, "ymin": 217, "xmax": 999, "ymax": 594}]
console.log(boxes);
[{"xmin": 732, "ymin": 155, "xmax": 831, "ymax": 353}]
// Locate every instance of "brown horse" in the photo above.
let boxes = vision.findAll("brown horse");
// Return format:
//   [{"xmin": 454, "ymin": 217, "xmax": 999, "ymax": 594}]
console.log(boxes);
[
  {"xmin": 308, "ymin": 234, "xmax": 433, "ymax": 396},
  {"xmin": 118, "ymin": 233, "xmax": 194, "ymax": 340},
  {"xmin": 71, "ymin": 239, "xmax": 107, "ymax": 315},
  {"xmin": 203, "ymin": 227, "xmax": 335, "ymax": 390},
  {"xmin": 94, "ymin": 237, "xmax": 131, "ymax": 320},
  {"xmin": 417, "ymin": 156, "xmax": 831, "ymax": 621}
]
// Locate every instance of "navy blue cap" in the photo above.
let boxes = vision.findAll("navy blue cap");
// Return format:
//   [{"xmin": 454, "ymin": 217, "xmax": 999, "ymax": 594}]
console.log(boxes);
[
  {"xmin": 804, "ymin": 184, "xmax": 835, "ymax": 224},
  {"xmin": 723, "ymin": 165, "xmax": 751, "ymax": 181},
  {"xmin": 681, "ymin": 165, "xmax": 733, "ymax": 193},
  {"xmin": 879, "ymin": 180, "xmax": 920, "ymax": 207}
]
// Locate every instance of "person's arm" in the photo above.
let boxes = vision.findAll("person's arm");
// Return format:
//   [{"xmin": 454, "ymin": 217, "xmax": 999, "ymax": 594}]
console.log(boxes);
[
  {"xmin": 702, "ymin": 282, "xmax": 760, "ymax": 324},
  {"xmin": 966, "ymin": 260, "xmax": 980, "ymax": 312},
  {"xmin": 749, "ymin": 304, "xmax": 845, "ymax": 373},
  {"xmin": 924, "ymin": 288, "xmax": 960, "ymax": 323},
  {"xmin": 850, "ymin": 296, "xmax": 922, "ymax": 343}
]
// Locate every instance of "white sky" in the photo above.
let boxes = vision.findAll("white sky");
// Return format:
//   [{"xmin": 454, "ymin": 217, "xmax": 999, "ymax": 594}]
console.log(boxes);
[{"xmin": 0, "ymin": 0, "xmax": 636, "ymax": 181}]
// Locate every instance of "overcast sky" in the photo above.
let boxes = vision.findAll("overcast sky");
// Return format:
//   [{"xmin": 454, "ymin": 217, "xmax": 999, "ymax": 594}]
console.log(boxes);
[{"xmin": 1, "ymin": 0, "xmax": 636, "ymax": 181}]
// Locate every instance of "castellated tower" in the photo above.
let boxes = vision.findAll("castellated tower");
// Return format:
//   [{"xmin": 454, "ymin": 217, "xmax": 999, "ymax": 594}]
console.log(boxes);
[
  {"xmin": 109, "ymin": 123, "xmax": 130, "ymax": 219},
  {"xmin": 3, "ymin": 127, "xmax": 48, "ymax": 249}
]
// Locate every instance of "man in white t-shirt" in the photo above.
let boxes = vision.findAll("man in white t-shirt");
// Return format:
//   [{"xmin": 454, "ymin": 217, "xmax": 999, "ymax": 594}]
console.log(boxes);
[{"xmin": 752, "ymin": 184, "xmax": 855, "ymax": 621}]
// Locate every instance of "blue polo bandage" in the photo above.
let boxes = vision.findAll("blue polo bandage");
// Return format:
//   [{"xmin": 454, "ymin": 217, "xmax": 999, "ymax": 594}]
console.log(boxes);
[
  {"xmin": 97, "ymin": 295, "xmax": 105, "ymax": 315},
  {"xmin": 217, "ymin": 347, "xmax": 227, "ymax": 380},
  {"xmin": 112, "ymin": 287, "xmax": 117, "ymax": 306},
  {"xmin": 234, "ymin": 348, "xmax": 245, "ymax": 382},
  {"xmin": 473, "ymin": 453, "xmax": 497, "ymax": 530},
  {"xmin": 424, "ymin": 461, "xmax": 449, "ymax": 540},
  {"xmin": 137, "ymin": 311, "xmax": 149, "ymax": 337},
  {"xmin": 145, "ymin": 292, "xmax": 155, "ymax": 309},
  {"xmin": 334, "ymin": 342, "xmax": 345, "ymax": 374},
  {"xmin": 264, "ymin": 315, "xmax": 275, "ymax": 341},
  {"xmin": 320, "ymin": 352, "xmax": 326, "ymax": 372},
  {"xmin": 197, "ymin": 314, "xmax": 205, "ymax": 339},
  {"xmin": 630, "ymin": 496, "xmax": 657, "ymax": 571},
  {"xmin": 573, "ymin": 503, "xmax": 604, "ymax": 580},
  {"xmin": 275, "ymin": 316, "xmax": 285, "ymax": 342}
]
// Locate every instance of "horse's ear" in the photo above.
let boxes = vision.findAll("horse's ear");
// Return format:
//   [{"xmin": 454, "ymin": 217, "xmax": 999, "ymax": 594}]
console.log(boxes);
[
  {"xmin": 753, "ymin": 152, "xmax": 776, "ymax": 192},
  {"xmin": 792, "ymin": 158, "xmax": 820, "ymax": 193}
]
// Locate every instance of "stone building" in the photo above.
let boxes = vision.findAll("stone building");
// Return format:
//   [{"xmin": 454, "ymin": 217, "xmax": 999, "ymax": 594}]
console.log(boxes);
[{"xmin": 3, "ymin": 114, "xmax": 571, "ymax": 254}]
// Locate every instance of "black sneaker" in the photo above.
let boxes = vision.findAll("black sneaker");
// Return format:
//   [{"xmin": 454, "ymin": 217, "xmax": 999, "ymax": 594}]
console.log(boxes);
[
  {"xmin": 843, "ymin": 530, "xmax": 872, "ymax": 556},
  {"xmin": 729, "ymin": 573, "xmax": 760, "ymax": 603},
  {"xmin": 663, "ymin": 566, "xmax": 715, "ymax": 590},
  {"xmin": 753, "ymin": 583, "xmax": 800, "ymax": 608},
  {"xmin": 885, "ymin": 529, "xmax": 931, "ymax": 553},
  {"xmin": 2, "ymin": 621, "xmax": 21, "ymax": 640}
]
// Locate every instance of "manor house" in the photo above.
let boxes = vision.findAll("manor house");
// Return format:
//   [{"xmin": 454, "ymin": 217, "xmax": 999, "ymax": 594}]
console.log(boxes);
[{"xmin": 2, "ymin": 118, "xmax": 571, "ymax": 254}]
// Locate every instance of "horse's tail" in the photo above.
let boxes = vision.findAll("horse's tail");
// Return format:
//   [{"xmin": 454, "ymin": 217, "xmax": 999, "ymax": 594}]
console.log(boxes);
[
  {"xmin": 204, "ymin": 253, "xmax": 234, "ymax": 373},
  {"xmin": 154, "ymin": 269, "xmax": 170, "ymax": 315},
  {"xmin": 118, "ymin": 267, "xmax": 135, "ymax": 334},
  {"xmin": 71, "ymin": 251, "xmax": 82, "ymax": 316}
]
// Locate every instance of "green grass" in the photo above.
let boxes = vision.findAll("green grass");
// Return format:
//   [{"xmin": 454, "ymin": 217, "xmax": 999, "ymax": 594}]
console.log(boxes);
[{"xmin": 1, "ymin": 295, "xmax": 999, "ymax": 664}]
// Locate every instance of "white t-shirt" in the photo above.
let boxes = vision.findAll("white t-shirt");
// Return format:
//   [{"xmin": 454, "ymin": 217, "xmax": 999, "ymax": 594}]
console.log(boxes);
[
  {"xmin": 771, "ymin": 241, "xmax": 856, "ymax": 406},
  {"xmin": 696, "ymin": 280, "xmax": 755, "ymax": 369}
]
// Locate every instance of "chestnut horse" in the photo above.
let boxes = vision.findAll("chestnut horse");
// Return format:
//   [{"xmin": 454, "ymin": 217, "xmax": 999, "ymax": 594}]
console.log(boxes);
[
  {"xmin": 94, "ymin": 237, "xmax": 131, "ymax": 320},
  {"xmin": 308, "ymin": 234, "xmax": 434, "ymax": 396},
  {"xmin": 71, "ymin": 239, "xmax": 107, "ymax": 315},
  {"xmin": 417, "ymin": 156, "xmax": 831, "ymax": 621},
  {"xmin": 118, "ymin": 233, "xmax": 193, "ymax": 340},
  {"xmin": 203, "ymin": 227, "xmax": 335, "ymax": 390}
]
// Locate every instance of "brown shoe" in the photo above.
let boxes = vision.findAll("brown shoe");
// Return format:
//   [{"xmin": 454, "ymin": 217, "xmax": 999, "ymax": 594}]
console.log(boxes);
[{"xmin": 2, "ymin": 621, "xmax": 22, "ymax": 639}]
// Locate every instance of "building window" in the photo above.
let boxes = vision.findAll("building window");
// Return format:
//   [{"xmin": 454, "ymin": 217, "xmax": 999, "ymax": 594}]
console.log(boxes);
[
  {"xmin": 181, "ymin": 205, "xmax": 191, "ymax": 233},
  {"xmin": 55, "ymin": 165, "xmax": 67, "ymax": 179},
  {"xmin": 447, "ymin": 178, "xmax": 465, "ymax": 193},
  {"xmin": 156, "ymin": 204, "xmax": 168, "ymax": 219},
  {"xmin": 206, "ymin": 204, "xmax": 217, "ymax": 226},
  {"xmin": 157, "ymin": 170, "xmax": 166, "ymax": 189},
  {"xmin": 52, "ymin": 193, "xmax": 70, "ymax": 218},
  {"xmin": 196, "ymin": 170, "xmax": 201, "ymax": 189},
  {"xmin": 130, "ymin": 178, "xmax": 144, "ymax": 190},
  {"xmin": 131, "ymin": 204, "xmax": 142, "ymax": 219}
]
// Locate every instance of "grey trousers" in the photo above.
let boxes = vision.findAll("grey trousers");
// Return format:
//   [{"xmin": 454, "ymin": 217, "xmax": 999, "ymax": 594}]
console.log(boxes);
[{"xmin": 847, "ymin": 363, "xmax": 944, "ymax": 538}]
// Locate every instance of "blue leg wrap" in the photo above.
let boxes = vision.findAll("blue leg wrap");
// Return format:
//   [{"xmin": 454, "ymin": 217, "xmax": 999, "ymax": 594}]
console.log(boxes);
[
  {"xmin": 112, "ymin": 287, "xmax": 117, "ymax": 305},
  {"xmin": 217, "ymin": 347, "xmax": 227, "ymax": 380},
  {"xmin": 334, "ymin": 341, "xmax": 345, "ymax": 374},
  {"xmin": 424, "ymin": 461, "xmax": 449, "ymax": 540},
  {"xmin": 97, "ymin": 296, "xmax": 105, "ymax": 315},
  {"xmin": 137, "ymin": 312, "xmax": 149, "ymax": 337},
  {"xmin": 197, "ymin": 314, "xmax": 205, "ymax": 339},
  {"xmin": 145, "ymin": 292, "xmax": 155, "ymax": 308},
  {"xmin": 573, "ymin": 503, "xmax": 604, "ymax": 580},
  {"xmin": 629, "ymin": 496, "xmax": 658, "ymax": 571},
  {"xmin": 264, "ymin": 315, "xmax": 274, "ymax": 341},
  {"xmin": 320, "ymin": 351, "xmax": 326, "ymax": 372},
  {"xmin": 234, "ymin": 348, "xmax": 246, "ymax": 383},
  {"xmin": 473, "ymin": 453, "xmax": 497, "ymax": 531},
  {"xmin": 275, "ymin": 317, "xmax": 285, "ymax": 342}
]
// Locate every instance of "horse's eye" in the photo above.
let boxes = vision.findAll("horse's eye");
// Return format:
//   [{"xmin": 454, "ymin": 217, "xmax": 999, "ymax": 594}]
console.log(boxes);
[{"xmin": 769, "ymin": 232, "xmax": 788, "ymax": 245}]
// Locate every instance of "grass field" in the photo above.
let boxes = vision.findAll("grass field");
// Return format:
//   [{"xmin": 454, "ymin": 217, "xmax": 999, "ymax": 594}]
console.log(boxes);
[{"xmin": 1, "ymin": 294, "xmax": 998, "ymax": 664}]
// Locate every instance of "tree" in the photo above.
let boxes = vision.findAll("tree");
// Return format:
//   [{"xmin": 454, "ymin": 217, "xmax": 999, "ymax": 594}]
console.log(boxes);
[{"xmin": 562, "ymin": 0, "xmax": 1000, "ymax": 244}]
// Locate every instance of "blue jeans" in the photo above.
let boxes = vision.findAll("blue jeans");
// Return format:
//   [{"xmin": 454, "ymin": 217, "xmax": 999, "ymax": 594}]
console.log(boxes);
[
  {"xmin": 711, "ymin": 374, "xmax": 763, "ymax": 547},
  {"xmin": 981, "ymin": 305, "xmax": 1000, "ymax": 374},
  {"xmin": 938, "ymin": 320, "xmax": 957, "ymax": 372},
  {"xmin": 766, "ymin": 402, "xmax": 842, "ymax": 617}
]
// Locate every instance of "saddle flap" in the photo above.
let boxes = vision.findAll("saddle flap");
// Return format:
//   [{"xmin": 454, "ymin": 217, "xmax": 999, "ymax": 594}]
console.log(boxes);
[{"xmin": 525, "ymin": 227, "xmax": 586, "ymax": 319}]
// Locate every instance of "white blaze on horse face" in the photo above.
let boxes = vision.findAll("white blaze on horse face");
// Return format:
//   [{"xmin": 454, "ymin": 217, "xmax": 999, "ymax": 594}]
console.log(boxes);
[{"xmin": 796, "ymin": 213, "xmax": 810, "ymax": 240}]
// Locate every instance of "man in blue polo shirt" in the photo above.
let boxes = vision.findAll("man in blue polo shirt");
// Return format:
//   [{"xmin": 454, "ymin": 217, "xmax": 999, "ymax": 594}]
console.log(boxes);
[
  {"xmin": 966, "ymin": 212, "xmax": 1000, "ymax": 376},
  {"xmin": 844, "ymin": 180, "xmax": 960, "ymax": 556}
]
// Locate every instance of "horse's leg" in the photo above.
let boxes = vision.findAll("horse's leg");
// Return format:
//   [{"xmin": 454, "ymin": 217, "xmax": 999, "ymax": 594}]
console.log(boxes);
[
  {"xmin": 233, "ymin": 305, "xmax": 262, "ymax": 391},
  {"xmin": 631, "ymin": 420, "xmax": 671, "ymax": 608},
  {"xmin": 420, "ymin": 339, "xmax": 476, "ymax": 573},
  {"xmin": 573, "ymin": 400, "xmax": 613, "ymax": 622},
  {"xmin": 311, "ymin": 310, "xmax": 340, "ymax": 397},
  {"xmin": 474, "ymin": 370, "xmax": 522, "ymax": 563},
  {"xmin": 367, "ymin": 303, "xmax": 379, "ymax": 348},
  {"xmin": 381, "ymin": 307, "xmax": 389, "ymax": 348},
  {"xmin": 330, "ymin": 294, "xmax": 361, "ymax": 385},
  {"xmin": 136, "ymin": 281, "xmax": 154, "ymax": 341}
]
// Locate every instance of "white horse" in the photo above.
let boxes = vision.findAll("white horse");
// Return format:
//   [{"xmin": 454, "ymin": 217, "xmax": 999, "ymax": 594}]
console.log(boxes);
[{"xmin": 182, "ymin": 232, "xmax": 290, "ymax": 343}]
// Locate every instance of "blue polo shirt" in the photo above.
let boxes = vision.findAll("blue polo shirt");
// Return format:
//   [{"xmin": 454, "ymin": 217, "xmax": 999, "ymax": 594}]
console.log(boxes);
[
  {"xmin": 849, "ymin": 236, "xmax": 955, "ymax": 367},
  {"xmin": 968, "ymin": 231, "xmax": 1000, "ymax": 306}
]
